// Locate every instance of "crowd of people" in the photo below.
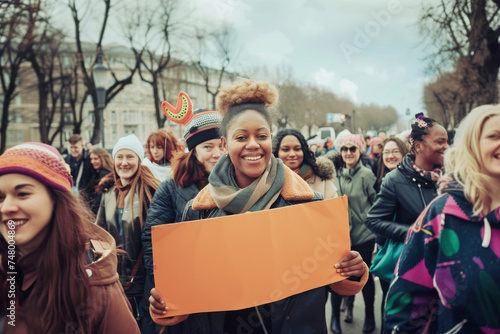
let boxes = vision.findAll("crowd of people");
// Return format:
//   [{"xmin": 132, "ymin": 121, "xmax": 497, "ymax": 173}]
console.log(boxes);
[{"xmin": 0, "ymin": 77, "xmax": 499, "ymax": 334}]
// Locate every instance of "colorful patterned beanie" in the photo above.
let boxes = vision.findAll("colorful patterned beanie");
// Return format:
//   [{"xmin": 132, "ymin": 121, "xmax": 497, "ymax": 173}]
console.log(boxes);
[
  {"xmin": 0, "ymin": 142, "xmax": 73, "ymax": 192},
  {"xmin": 161, "ymin": 92, "xmax": 222, "ymax": 151}
]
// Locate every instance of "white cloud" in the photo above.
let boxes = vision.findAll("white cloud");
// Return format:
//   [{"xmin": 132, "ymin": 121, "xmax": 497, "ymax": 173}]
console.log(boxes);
[
  {"xmin": 300, "ymin": 19, "xmax": 326, "ymax": 36},
  {"xmin": 190, "ymin": 0, "xmax": 252, "ymax": 27},
  {"xmin": 357, "ymin": 66, "xmax": 376, "ymax": 75},
  {"xmin": 315, "ymin": 68, "xmax": 335, "ymax": 86},
  {"xmin": 246, "ymin": 31, "xmax": 294, "ymax": 63},
  {"xmin": 340, "ymin": 79, "xmax": 359, "ymax": 102}
]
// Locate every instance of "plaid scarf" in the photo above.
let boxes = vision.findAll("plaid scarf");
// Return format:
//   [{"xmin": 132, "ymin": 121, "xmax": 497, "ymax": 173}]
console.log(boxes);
[
  {"xmin": 208, "ymin": 154, "xmax": 286, "ymax": 214},
  {"xmin": 411, "ymin": 162, "xmax": 443, "ymax": 182}
]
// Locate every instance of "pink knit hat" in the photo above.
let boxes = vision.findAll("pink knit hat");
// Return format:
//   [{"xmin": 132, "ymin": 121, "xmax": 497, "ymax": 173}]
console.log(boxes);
[
  {"xmin": 0, "ymin": 143, "xmax": 73, "ymax": 192},
  {"xmin": 342, "ymin": 134, "xmax": 365, "ymax": 151}
]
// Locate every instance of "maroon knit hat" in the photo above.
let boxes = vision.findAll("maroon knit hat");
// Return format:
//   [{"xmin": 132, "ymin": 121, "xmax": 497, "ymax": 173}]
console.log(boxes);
[{"xmin": 0, "ymin": 143, "xmax": 73, "ymax": 192}]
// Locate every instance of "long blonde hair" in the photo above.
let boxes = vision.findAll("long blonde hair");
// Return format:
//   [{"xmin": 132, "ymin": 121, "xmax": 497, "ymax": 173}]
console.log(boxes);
[{"xmin": 444, "ymin": 104, "xmax": 500, "ymax": 215}]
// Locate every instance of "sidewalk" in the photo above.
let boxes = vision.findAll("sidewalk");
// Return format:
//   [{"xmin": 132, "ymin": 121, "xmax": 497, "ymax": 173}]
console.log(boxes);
[{"xmin": 325, "ymin": 276, "xmax": 384, "ymax": 334}]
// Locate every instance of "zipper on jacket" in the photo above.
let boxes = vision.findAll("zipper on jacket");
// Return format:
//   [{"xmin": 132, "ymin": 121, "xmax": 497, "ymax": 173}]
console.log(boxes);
[{"xmin": 417, "ymin": 183, "xmax": 427, "ymax": 208}]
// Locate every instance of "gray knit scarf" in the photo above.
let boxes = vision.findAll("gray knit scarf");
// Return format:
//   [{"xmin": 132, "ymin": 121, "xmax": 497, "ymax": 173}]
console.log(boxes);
[{"xmin": 208, "ymin": 154, "xmax": 286, "ymax": 214}]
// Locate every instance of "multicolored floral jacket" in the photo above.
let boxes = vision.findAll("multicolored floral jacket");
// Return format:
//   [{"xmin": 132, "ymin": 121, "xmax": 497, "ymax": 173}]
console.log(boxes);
[{"xmin": 384, "ymin": 178, "xmax": 500, "ymax": 333}]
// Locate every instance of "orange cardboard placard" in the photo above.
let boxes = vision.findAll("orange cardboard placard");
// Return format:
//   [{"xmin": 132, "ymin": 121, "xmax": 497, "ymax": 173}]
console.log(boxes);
[{"xmin": 152, "ymin": 196, "xmax": 350, "ymax": 317}]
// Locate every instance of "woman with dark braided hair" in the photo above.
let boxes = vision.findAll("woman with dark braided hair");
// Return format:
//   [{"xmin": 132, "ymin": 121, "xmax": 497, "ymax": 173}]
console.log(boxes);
[
  {"xmin": 273, "ymin": 129, "xmax": 337, "ymax": 200},
  {"xmin": 365, "ymin": 113, "xmax": 448, "ymax": 332}
]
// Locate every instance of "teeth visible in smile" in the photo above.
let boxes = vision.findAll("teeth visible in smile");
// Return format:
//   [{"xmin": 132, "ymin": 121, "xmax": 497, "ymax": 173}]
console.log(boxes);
[
  {"xmin": 7, "ymin": 220, "xmax": 27, "ymax": 227},
  {"xmin": 244, "ymin": 156, "xmax": 261, "ymax": 161}
]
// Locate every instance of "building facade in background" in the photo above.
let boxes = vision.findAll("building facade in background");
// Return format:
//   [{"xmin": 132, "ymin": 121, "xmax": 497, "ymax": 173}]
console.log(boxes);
[{"xmin": 4, "ymin": 42, "xmax": 231, "ymax": 151}]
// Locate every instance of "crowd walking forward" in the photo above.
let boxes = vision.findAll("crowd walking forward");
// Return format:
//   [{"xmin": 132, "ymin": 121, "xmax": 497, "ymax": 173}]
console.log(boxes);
[{"xmin": 149, "ymin": 78, "xmax": 369, "ymax": 334}]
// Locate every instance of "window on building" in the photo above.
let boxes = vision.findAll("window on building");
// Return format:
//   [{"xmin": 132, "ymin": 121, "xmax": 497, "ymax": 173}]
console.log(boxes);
[
  {"xmin": 88, "ymin": 111, "xmax": 95, "ymax": 123},
  {"xmin": 86, "ymin": 56, "xmax": 93, "ymax": 66},
  {"xmin": 63, "ymin": 130, "xmax": 73, "ymax": 142},
  {"xmin": 17, "ymin": 130, "xmax": 22, "ymax": 142},
  {"xmin": 15, "ymin": 115, "xmax": 22, "ymax": 123},
  {"xmin": 112, "ymin": 125, "xmax": 117, "ymax": 140},
  {"xmin": 62, "ymin": 56, "xmax": 70, "ymax": 67},
  {"xmin": 7, "ymin": 130, "xmax": 14, "ymax": 142},
  {"xmin": 109, "ymin": 57, "xmax": 115, "ymax": 65},
  {"xmin": 15, "ymin": 95, "xmax": 21, "ymax": 105},
  {"xmin": 129, "ymin": 110, "xmax": 136, "ymax": 122},
  {"xmin": 124, "ymin": 126, "xmax": 137, "ymax": 135},
  {"xmin": 111, "ymin": 110, "xmax": 116, "ymax": 122},
  {"xmin": 64, "ymin": 112, "xmax": 74, "ymax": 123}
]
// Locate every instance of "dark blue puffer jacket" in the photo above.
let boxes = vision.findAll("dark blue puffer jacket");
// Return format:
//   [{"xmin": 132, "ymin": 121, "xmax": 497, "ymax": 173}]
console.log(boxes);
[{"xmin": 142, "ymin": 178, "xmax": 200, "ymax": 277}]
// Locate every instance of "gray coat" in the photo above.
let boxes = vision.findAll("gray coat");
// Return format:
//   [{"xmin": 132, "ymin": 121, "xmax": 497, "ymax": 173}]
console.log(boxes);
[{"xmin": 335, "ymin": 160, "xmax": 377, "ymax": 246}]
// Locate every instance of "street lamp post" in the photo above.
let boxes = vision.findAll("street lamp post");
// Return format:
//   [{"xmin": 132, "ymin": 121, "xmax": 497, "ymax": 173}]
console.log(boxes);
[{"xmin": 93, "ymin": 49, "xmax": 109, "ymax": 148}]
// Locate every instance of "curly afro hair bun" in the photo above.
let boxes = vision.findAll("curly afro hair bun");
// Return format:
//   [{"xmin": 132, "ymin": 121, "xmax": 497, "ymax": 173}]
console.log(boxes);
[{"xmin": 216, "ymin": 78, "xmax": 279, "ymax": 116}]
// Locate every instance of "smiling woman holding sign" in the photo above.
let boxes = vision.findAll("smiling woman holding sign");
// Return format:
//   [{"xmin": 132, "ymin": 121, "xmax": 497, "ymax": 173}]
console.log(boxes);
[{"xmin": 149, "ymin": 78, "xmax": 369, "ymax": 333}]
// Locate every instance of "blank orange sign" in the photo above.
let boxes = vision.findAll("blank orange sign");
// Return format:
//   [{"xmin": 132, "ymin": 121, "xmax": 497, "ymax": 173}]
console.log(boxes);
[{"xmin": 152, "ymin": 196, "xmax": 350, "ymax": 317}]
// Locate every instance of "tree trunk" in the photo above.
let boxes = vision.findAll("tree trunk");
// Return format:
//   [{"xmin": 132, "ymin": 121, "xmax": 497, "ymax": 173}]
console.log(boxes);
[
  {"xmin": 0, "ymin": 96, "xmax": 12, "ymax": 154},
  {"xmin": 38, "ymin": 90, "xmax": 49, "ymax": 143},
  {"xmin": 153, "ymin": 77, "xmax": 165, "ymax": 129}
]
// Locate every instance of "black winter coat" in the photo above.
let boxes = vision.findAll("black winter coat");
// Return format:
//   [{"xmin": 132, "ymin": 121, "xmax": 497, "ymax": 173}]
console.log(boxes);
[
  {"xmin": 172, "ymin": 194, "xmax": 337, "ymax": 334},
  {"xmin": 142, "ymin": 178, "xmax": 200, "ymax": 278},
  {"xmin": 65, "ymin": 149, "xmax": 93, "ymax": 190},
  {"xmin": 364, "ymin": 154, "xmax": 439, "ymax": 245}
]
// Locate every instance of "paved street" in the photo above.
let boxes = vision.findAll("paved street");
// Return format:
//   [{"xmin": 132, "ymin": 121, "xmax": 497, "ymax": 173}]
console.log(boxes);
[{"xmin": 325, "ymin": 276, "xmax": 384, "ymax": 334}]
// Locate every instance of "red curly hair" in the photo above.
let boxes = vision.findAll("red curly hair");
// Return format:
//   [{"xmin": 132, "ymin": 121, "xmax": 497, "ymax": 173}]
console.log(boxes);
[{"xmin": 146, "ymin": 129, "xmax": 180, "ymax": 164}]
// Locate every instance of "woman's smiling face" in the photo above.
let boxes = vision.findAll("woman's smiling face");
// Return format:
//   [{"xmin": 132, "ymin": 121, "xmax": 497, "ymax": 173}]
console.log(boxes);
[
  {"xmin": 0, "ymin": 173, "xmax": 55, "ymax": 255},
  {"xmin": 382, "ymin": 140, "xmax": 403, "ymax": 170},
  {"xmin": 278, "ymin": 135, "xmax": 304, "ymax": 170},
  {"xmin": 222, "ymin": 110, "xmax": 273, "ymax": 188}
]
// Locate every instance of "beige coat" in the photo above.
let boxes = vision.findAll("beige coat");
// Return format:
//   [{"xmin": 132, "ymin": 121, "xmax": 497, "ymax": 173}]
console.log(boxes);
[{"xmin": 305, "ymin": 156, "xmax": 338, "ymax": 199}]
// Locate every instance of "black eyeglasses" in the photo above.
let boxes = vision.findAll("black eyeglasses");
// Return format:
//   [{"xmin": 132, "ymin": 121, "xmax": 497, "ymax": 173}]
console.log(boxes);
[{"xmin": 341, "ymin": 146, "xmax": 357, "ymax": 153}]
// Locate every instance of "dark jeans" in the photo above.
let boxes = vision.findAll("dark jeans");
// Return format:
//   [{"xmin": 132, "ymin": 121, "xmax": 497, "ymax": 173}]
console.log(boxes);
[
  {"xmin": 331, "ymin": 239, "xmax": 376, "ymax": 318},
  {"xmin": 140, "ymin": 273, "xmax": 158, "ymax": 334},
  {"xmin": 379, "ymin": 277, "xmax": 390, "ymax": 333}
]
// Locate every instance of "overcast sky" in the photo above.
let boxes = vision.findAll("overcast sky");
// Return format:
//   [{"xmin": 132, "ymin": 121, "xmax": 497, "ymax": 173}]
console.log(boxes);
[
  {"xmin": 57, "ymin": 0, "xmax": 435, "ymax": 121},
  {"xmin": 188, "ymin": 0, "xmax": 434, "ymax": 120}
]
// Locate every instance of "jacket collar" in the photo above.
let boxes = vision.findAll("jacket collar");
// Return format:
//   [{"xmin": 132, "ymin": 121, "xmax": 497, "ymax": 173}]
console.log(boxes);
[
  {"xmin": 192, "ymin": 165, "xmax": 314, "ymax": 210},
  {"xmin": 398, "ymin": 154, "xmax": 436, "ymax": 187}
]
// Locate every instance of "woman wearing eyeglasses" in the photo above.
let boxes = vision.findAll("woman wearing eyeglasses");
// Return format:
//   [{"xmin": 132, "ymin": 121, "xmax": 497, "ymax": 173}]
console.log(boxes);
[
  {"xmin": 331, "ymin": 134, "xmax": 377, "ymax": 334},
  {"xmin": 365, "ymin": 114, "xmax": 448, "ymax": 332},
  {"xmin": 374, "ymin": 138, "xmax": 409, "ymax": 193}
]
